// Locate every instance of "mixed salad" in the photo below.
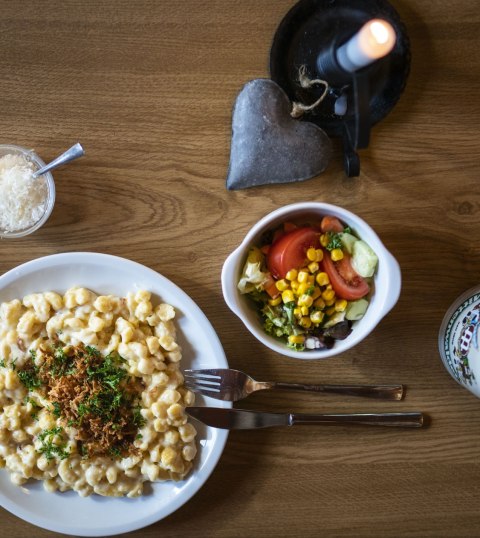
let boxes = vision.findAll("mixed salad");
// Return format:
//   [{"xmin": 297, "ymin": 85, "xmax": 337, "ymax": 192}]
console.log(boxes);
[{"xmin": 237, "ymin": 215, "xmax": 378, "ymax": 351}]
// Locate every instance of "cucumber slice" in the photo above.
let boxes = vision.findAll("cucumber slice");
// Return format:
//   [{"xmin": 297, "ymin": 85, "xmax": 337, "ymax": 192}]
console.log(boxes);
[
  {"xmin": 323, "ymin": 311, "xmax": 346, "ymax": 328},
  {"xmin": 346, "ymin": 299, "xmax": 369, "ymax": 321},
  {"xmin": 340, "ymin": 232, "xmax": 358, "ymax": 254},
  {"xmin": 351, "ymin": 240, "xmax": 378, "ymax": 277}
]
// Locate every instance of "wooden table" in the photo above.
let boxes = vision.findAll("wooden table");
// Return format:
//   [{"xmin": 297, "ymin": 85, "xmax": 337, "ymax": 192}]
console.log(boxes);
[{"xmin": 1, "ymin": 1, "xmax": 480, "ymax": 536}]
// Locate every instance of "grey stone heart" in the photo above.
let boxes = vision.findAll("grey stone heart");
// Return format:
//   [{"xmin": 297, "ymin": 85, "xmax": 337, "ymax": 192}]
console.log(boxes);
[{"xmin": 226, "ymin": 79, "xmax": 332, "ymax": 190}]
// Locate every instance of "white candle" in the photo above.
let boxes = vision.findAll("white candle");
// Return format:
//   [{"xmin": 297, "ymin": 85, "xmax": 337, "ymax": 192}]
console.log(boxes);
[{"xmin": 336, "ymin": 19, "xmax": 396, "ymax": 73}]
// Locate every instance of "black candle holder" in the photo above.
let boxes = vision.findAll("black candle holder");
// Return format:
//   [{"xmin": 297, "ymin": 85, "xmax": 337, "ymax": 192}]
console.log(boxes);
[{"xmin": 270, "ymin": 0, "xmax": 410, "ymax": 176}]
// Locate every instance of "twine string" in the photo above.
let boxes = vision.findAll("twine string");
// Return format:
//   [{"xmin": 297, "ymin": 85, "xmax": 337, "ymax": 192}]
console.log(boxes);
[{"xmin": 290, "ymin": 65, "xmax": 329, "ymax": 118}]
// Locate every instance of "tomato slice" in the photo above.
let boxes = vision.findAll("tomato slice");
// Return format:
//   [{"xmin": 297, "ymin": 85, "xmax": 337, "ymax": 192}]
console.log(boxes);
[
  {"xmin": 263, "ymin": 274, "xmax": 280, "ymax": 299},
  {"xmin": 322, "ymin": 251, "xmax": 370, "ymax": 300},
  {"xmin": 267, "ymin": 227, "xmax": 320, "ymax": 279},
  {"xmin": 283, "ymin": 221, "xmax": 297, "ymax": 233},
  {"xmin": 320, "ymin": 216, "xmax": 344, "ymax": 233}
]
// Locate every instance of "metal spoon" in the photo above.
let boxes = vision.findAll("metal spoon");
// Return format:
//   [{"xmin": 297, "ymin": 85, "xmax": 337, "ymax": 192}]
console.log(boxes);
[{"xmin": 32, "ymin": 142, "xmax": 85, "ymax": 178}]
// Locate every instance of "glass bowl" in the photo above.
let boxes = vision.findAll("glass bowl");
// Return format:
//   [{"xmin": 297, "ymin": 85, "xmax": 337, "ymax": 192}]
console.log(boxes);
[{"xmin": 0, "ymin": 144, "xmax": 55, "ymax": 238}]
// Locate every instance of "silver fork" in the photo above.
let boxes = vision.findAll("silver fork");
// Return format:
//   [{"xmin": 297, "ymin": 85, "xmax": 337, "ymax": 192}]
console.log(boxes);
[{"xmin": 183, "ymin": 368, "xmax": 404, "ymax": 402}]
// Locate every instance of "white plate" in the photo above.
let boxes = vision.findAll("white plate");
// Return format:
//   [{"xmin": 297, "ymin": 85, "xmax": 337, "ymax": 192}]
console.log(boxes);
[{"xmin": 0, "ymin": 252, "xmax": 231, "ymax": 536}]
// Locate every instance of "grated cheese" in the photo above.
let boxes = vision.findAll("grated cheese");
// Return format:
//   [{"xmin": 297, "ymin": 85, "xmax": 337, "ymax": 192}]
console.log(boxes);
[{"xmin": 0, "ymin": 153, "xmax": 48, "ymax": 233}]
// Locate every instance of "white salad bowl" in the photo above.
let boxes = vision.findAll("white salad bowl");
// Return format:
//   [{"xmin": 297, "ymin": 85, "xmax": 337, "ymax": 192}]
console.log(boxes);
[{"xmin": 221, "ymin": 202, "xmax": 402, "ymax": 359}]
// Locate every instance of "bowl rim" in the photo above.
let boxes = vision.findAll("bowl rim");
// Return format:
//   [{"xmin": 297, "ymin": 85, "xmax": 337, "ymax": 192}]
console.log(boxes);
[
  {"xmin": 221, "ymin": 201, "xmax": 401, "ymax": 360},
  {"xmin": 0, "ymin": 144, "xmax": 56, "ymax": 239}
]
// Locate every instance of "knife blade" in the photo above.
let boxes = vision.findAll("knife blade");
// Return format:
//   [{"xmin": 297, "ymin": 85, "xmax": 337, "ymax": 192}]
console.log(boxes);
[{"xmin": 186, "ymin": 407, "xmax": 425, "ymax": 429}]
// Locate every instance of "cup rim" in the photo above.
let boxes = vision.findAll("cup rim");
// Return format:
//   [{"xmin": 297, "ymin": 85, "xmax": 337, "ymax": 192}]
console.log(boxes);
[{"xmin": 0, "ymin": 144, "xmax": 56, "ymax": 238}]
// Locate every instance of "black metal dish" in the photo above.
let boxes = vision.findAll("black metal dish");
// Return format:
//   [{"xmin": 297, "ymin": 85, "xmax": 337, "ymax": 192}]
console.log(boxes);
[{"xmin": 270, "ymin": 0, "xmax": 411, "ymax": 175}]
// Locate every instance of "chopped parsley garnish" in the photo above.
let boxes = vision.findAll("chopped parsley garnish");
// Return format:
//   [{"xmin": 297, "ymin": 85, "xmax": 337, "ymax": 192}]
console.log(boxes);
[
  {"xmin": 50, "ymin": 345, "xmax": 76, "ymax": 376},
  {"xmin": 77, "ymin": 351, "xmax": 131, "ymax": 427},
  {"xmin": 52, "ymin": 401, "xmax": 62, "ymax": 417},
  {"xmin": 326, "ymin": 232, "xmax": 343, "ymax": 251},
  {"xmin": 133, "ymin": 405, "xmax": 145, "ymax": 428},
  {"xmin": 109, "ymin": 446, "xmax": 122, "ymax": 458},
  {"xmin": 17, "ymin": 363, "xmax": 41, "ymax": 391},
  {"xmin": 77, "ymin": 388, "xmax": 123, "ymax": 420},
  {"xmin": 305, "ymin": 286, "xmax": 315, "ymax": 296},
  {"xmin": 86, "ymin": 351, "xmax": 127, "ymax": 390},
  {"xmin": 85, "ymin": 345, "xmax": 101, "ymax": 357},
  {"xmin": 0, "ymin": 359, "xmax": 5, "ymax": 368},
  {"xmin": 38, "ymin": 427, "xmax": 69, "ymax": 461}
]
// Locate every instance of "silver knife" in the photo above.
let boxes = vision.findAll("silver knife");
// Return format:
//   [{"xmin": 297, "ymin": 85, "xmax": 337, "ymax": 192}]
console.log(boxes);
[{"xmin": 186, "ymin": 407, "xmax": 425, "ymax": 429}]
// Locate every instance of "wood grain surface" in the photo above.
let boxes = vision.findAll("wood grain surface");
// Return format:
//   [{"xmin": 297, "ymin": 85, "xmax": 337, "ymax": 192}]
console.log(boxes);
[{"xmin": 1, "ymin": 0, "xmax": 480, "ymax": 537}]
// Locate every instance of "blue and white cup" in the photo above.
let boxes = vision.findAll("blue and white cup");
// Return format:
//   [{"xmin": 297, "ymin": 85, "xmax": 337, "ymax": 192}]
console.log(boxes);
[{"xmin": 439, "ymin": 286, "xmax": 480, "ymax": 397}]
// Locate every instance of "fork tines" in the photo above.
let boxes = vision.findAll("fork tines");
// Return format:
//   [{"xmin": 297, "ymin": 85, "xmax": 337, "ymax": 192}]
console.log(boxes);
[{"xmin": 184, "ymin": 369, "xmax": 223, "ymax": 394}]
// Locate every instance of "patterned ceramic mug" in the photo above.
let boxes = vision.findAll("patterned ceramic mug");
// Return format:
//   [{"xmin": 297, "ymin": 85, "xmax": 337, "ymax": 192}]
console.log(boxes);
[{"xmin": 439, "ymin": 286, "xmax": 480, "ymax": 397}]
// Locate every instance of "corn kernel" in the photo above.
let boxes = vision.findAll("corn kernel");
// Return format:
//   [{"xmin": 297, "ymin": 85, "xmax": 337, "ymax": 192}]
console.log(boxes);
[
  {"xmin": 306, "ymin": 248, "xmax": 318, "ymax": 262},
  {"xmin": 310, "ymin": 311, "xmax": 324, "ymax": 324},
  {"xmin": 313, "ymin": 297, "xmax": 326, "ymax": 309},
  {"xmin": 297, "ymin": 282, "xmax": 310, "ymax": 296},
  {"xmin": 297, "ymin": 270, "xmax": 309, "ymax": 283},
  {"xmin": 325, "ymin": 307, "xmax": 336, "ymax": 316},
  {"xmin": 320, "ymin": 234, "xmax": 329, "ymax": 247},
  {"xmin": 290, "ymin": 280, "xmax": 300, "ymax": 292},
  {"xmin": 306, "ymin": 274, "xmax": 315, "ymax": 284},
  {"xmin": 324, "ymin": 298, "xmax": 336, "ymax": 307},
  {"xmin": 322, "ymin": 289, "xmax": 335, "ymax": 302},
  {"xmin": 300, "ymin": 305, "xmax": 309, "ymax": 316},
  {"xmin": 293, "ymin": 307, "xmax": 302, "ymax": 318},
  {"xmin": 307, "ymin": 262, "xmax": 319, "ymax": 273},
  {"xmin": 299, "ymin": 316, "xmax": 312, "ymax": 328},
  {"xmin": 335, "ymin": 299, "xmax": 348, "ymax": 312},
  {"xmin": 298, "ymin": 294, "xmax": 314, "ymax": 308},
  {"xmin": 275, "ymin": 279, "xmax": 290, "ymax": 291},
  {"xmin": 311, "ymin": 287, "xmax": 322, "ymax": 300},
  {"xmin": 331, "ymin": 248, "xmax": 344, "ymax": 261},
  {"xmin": 288, "ymin": 335, "xmax": 305, "ymax": 345},
  {"xmin": 268, "ymin": 296, "xmax": 282, "ymax": 306},
  {"xmin": 282, "ymin": 290, "xmax": 295, "ymax": 303},
  {"xmin": 315, "ymin": 249, "xmax": 324, "ymax": 262},
  {"xmin": 285, "ymin": 269, "xmax": 298, "ymax": 281},
  {"xmin": 316, "ymin": 272, "xmax": 330, "ymax": 287}
]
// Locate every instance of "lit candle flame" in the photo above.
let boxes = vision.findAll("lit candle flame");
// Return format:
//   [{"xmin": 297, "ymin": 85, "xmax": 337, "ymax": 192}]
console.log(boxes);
[{"xmin": 370, "ymin": 21, "xmax": 392, "ymax": 45}]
